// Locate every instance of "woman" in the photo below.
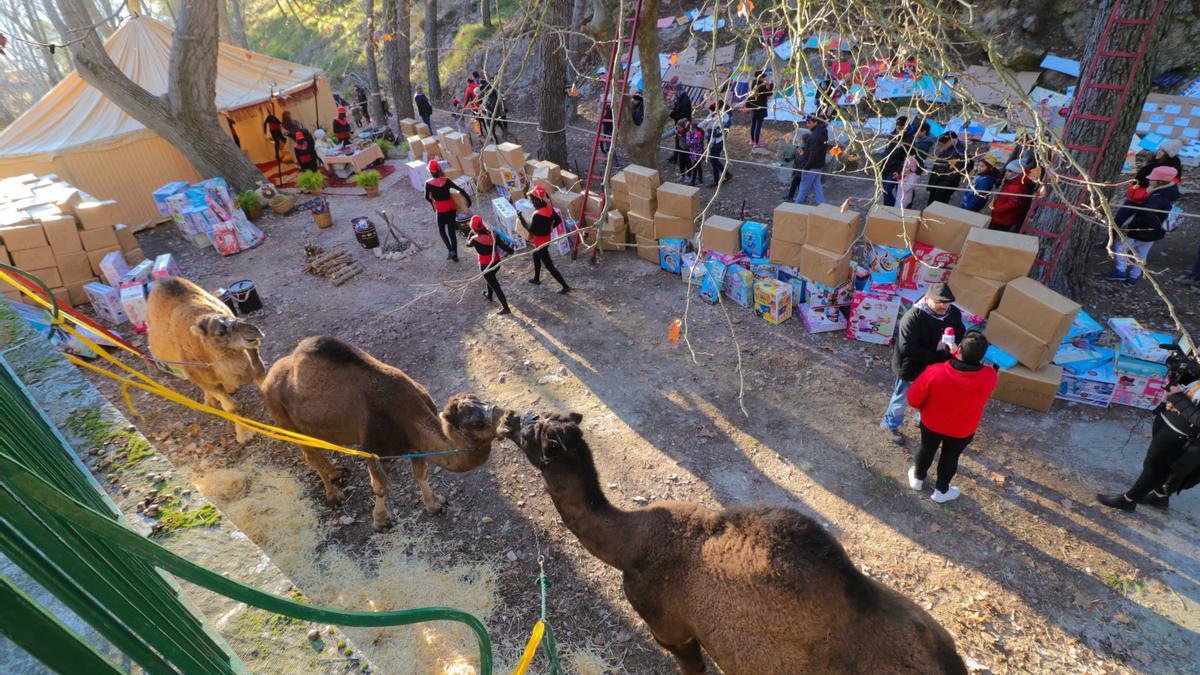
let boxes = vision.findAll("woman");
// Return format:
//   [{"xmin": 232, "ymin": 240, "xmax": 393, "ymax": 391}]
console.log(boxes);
[
  {"xmin": 746, "ymin": 70, "xmax": 773, "ymax": 147},
  {"xmin": 1104, "ymin": 166, "xmax": 1181, "ymax": 285},
  {"xmin": 466, "ymin": 215, "xmax": 513, "ymax": 315},
  {"xmin": 292, "ymin": 131, "xmax": 320, "ymax": 174},
  {"xmin": 961, "ymin": 156, "xmax": 1001, "ymax": 212},
  {"xmin": 906, "ymin": 330, "xmax": 998, "ymax": 503},
  {"xmin": 518, "ymin": 186, "xmax": 570, "ymax": 294},
  {"xmin": 987, "ymin": 161, "xmax": 1035, "ymax": 232},
  {"xmin": 924, "ymin": 132, "xmax": 965, "ymax": 206},
  {"xmin": 423, "ymin": 159, "xmax": 471, "ymax": 262},
  {"xmin": 893, "ymin": 156, "xmax": 922, "ymax": 209}
]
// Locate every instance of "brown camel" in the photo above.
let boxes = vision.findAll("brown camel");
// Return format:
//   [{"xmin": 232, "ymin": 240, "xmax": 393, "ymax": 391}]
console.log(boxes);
[
  {"xmin": 499, "ymin": 411, "xmax": 969, "ymax": 675},
  {"xmin": 260, "ymin": 336, "xmax": 507, "ymax": 531}
]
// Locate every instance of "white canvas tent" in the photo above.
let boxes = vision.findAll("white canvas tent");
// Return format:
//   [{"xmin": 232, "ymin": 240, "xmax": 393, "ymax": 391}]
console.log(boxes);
[{"xmin": 0, "ymin": 15, "xmax": 336, "ymax": 226}]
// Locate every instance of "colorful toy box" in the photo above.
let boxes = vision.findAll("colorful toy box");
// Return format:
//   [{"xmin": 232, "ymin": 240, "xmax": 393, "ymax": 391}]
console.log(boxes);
[
  {"xmin": 1057, "ymin": 360, "xmax": 1118, "ymax": 408},
  {"xmin": 1064, "ymin": 310, "xmax": 1104, "ymax": 343},
  {"xmin": 699, "ymin": 259, "xmax": 728, "ymax": 304},
  {"xmin": 1107, "ymin": 318, "xmax": 1173, "ymax": 363},
  {"xmin": 897, "ymin": 241, "xmax": 957, "ymax": 290},
  {"xmin": 119, "ymin": 260, "xmax": 153, "ymax": 288},
  {"xmin": 754, "ymin": 278, "xmax": 793, "ymax": 325},
  {"xmin": 955, "ymin": 304, "xmax": 985, "ymax": 330},
  {"xmin": 983, "ymin": 344, "xmax": 1018, "ymax": 369},
  {"xmin": 798, "ymin": 302, "xmax": 847, "ymax": 333},
  {"xmin": 83, "ymin": 282, "xmax": 126, "ymax": 325},
  {"xmin": 119, "ymin": 282, "xmax": 151, "ymax": 333},
  {"xmin": 1112, "ymin": 350, "xmax": 1169, "ymax": 410},
  {"xmin": 98, "ymin": 250, "xmax": 130, "ymax": 287},
  {"xmin": 723, "ymin": 265, "xmax": 755, "ymax": 307},
  {"xmin": 805, "ymin": 279, "xmax": 853, "ymax": 309},
  {"xmin": 775, "ymin": 265, "xmax": 802, "ymax": 283},
  {"xmin": 152, "ymin": 181, "xmax": 190, "ymax": 216},
  {"xmin": 741, "ymin": 221, "xmax": 769, "ymax": 257},
  {"xmin": 659, "ymin": 237, "xmax": 687, "ymax": 274},
  {"xmin": 847, "ymin": 289, "xmax": 901, "ymax": 344},
  {"xmin": 867, "ymin": 245, "xmax": 912, "ymax": 285},
  {"xmin": 682, "ymin": 252, "xmax": 708, "ymax": 286},
  {"xmin": 1053, "ymin": 342, "xmax": 1115, "ymax": 374},
  {"xmin": 746, "ymin": 257, "xmax": 778, "ymax": 280},
  {"xmin": 151, "ymin": 253, "xmax": 181, "ymax": 281},
  {"xmin": 787, "ymin": 277, "xmax": 806, "ymax": 308}
]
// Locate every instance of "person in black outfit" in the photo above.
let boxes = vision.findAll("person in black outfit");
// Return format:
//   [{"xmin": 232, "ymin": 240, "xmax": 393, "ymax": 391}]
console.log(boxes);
[
  {"xmin": 423, "ymin": 159, "xmax": 471, "ymax": 261},
  {"xmin": 599, "ymin": 101, "xmax": 614, "ymax": 155},
  {"xmin": 263, "ymin": 106, "xmax": 287, "ymax": 164},
  {"xmin": 225, "ymin": 115, "xmax": 241, "ymax": 148},
  {"xmin": 879, "ymin": 116, "xmax": 912, "ymax": 207},
  {"xmin": 924, "ymin": 132, "xmax": 966, "ymax": 206},
  {"xmin": 292, "ymin": 131, "xmax": 320, "ymax": 173},
  {"xmin": 466, "ymin": 215, "xmax": 513, "ymax": 315},
  {"xmin": 787, "ymin": 116, "xmax": 829, "ymax": 203},
  {"xmin": 669, "ymin": 84, "xmax": 692, "ymax": 123},
  {"xmin": 1098, "ymin": 357, "xmax": 1200, "ymax": 511},
  {"xmin": 414, "ymin": 85, "xmax": 434, "ymax": 130},
  {"xmin": 332, "ymin": 107, "xmax": 353, "ymax": 147},
  {"xmin": 881, "ymin": 283, "xmax": 965, "ymax": 446},
  {"xmin": 631, "ymin": 89, "xmax": 645, "ymax": 126},
  {"xmin": 746, "ymin": 70, "xmax": 773, "ymax": 146},
  {"xmin": 518, "ymin": 186, "xmax": 570, "ymax": 294},
  {"xmin": 354, "ymin": 85, "xmax": 370, "ymax": 125}
]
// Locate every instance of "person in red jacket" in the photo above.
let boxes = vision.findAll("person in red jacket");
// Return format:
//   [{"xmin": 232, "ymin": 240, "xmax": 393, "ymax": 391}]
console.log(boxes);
[
  {"xmin": 517, "ymin": 186, "xmax": 570, "ymax": 293},
  {"xmin": 424, "ymin": 160, "xmax": 471, "ymax": 261},
  {"xmin": 906, "ymin": 330, "xmax": 998, "ymax": 503},
  {"xmin": 466, "ymin": 215, "xmax": 513, "ymax": 315},
  {"xmin": 332, "ymin": 107, "xmax": 353, "ymax": 147},
  {"xmin": 987, "ymin": 161, "xmax": 1036, "ymax": 232}
]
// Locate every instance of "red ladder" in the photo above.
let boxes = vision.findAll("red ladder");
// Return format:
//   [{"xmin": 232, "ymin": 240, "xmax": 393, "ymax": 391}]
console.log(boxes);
[
  {"xmin": 575, "ymin": 0, "xmax": 646, "ymax": 262},
  {"xmin": 1019, "ymin": 0, "xmax": 1167, "ymax": 282}
]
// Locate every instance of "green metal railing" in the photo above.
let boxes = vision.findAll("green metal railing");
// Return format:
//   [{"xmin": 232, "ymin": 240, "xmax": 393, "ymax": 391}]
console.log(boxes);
[{"xmin": 0, "ymin": 355, "xmax": 494, "ymax": 674}]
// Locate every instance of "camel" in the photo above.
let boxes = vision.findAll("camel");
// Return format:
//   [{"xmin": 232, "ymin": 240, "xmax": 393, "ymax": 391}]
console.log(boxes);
[
  {"xmin": 147, "ymin": 277, "xmax": 266, "ymax": 444},
  {"xmin": 260, "ymin": 336, "xmax": 508, "ymax": 531},
  {"xmin": 499, "ymin": 411, "xmax": 968, "ymax": 675}
]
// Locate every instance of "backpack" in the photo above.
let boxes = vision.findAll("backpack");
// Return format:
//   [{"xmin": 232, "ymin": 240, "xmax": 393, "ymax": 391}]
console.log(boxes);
[{"xmin": 1164, "ymin": 205, "xmax": 1184, "ymax": 233}]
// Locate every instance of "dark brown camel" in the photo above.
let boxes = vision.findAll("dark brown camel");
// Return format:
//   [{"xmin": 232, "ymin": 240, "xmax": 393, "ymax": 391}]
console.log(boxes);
[
  {"xmin": 499, "ymin": 410, "xmax": 969, "ymax": 675},
  {"xmin": 260, "ymin": 336, "xmax": 507, "ymax": 531}
]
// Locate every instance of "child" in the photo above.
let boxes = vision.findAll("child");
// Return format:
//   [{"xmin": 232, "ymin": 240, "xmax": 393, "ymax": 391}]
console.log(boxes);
[
  {"xmin": 893, "ymin": 156, "xmax": 921, "ymax": 209},
  {"xmin": 686, "ymin": 125, "xmax": 706, "ymax": 185},
  {"xmin": 1104, "ymin": 166, "xmax": 1182, "ymax": 285},
  {"xmin": 466, "ymin": 215, "xmax": 513, "ymax": 315},
  {"xmin": 961, "ymin": 156, "xmax": 1001, "ymax": 212}
]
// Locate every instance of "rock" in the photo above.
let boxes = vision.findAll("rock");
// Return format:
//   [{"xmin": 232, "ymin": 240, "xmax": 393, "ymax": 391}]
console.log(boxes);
[
  {"xmin": 497, "ymin": 372, "xmax": 507, "ymax": 384},
  {"xmin": 558, "ymin": 366, "xmax": 569, "ymax": 376},
  {"xmin": 144, "ymin": 505, "xmax": 160, "ymax": 518},
  {"xmin": 337, "ymin": 515, "xmax": 355, "ymax": 526},
  {"xmin": 506, "ymin": 550, "xmax": 518, "ymax": 562},
  {"xmin": 307, "ymin": 629, "xmax": 321, "ymax": 641},
  {"xmin": 632, "ymin": 495, "xmax": 648, "ymax": 503},
  {"xmin": 480, "ymin": 516, "xmax": 494, "ymax": 525}
]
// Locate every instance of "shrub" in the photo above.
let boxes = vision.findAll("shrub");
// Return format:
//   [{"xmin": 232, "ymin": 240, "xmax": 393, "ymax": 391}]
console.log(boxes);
[
  {"xmin": 297, "ymin": 170, "xmax": 326, "ymax": 191},
  {"xmin": 235, "ymin": 190, "xmax": 261, "ymax": 210},
  {"xmin": 354, "ymin": 170, "xmax": 382, "ymax": 189},
  {"xmin": 378, "ymin": 139, "xmax": 395, "ymax": 153}
]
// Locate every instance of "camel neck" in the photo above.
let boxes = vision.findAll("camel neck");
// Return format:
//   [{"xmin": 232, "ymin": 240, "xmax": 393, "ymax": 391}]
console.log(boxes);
[{"xmin": 542, "ymin": 451, "xmax": 639, "ymax": 571}]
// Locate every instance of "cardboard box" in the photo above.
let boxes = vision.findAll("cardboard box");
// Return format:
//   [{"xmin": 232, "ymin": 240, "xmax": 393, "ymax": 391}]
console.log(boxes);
[
  {"xmin": 497, "ymin": 142, "xmax": 524, "ymax": 169},
  {"xmin": 956, "ymin": 228, "xmax": 1039, "ymax": 281},
  {"xmin": 599, "ymin": 211, "xmax": 627, "ymax": 251},
  {"xmin": 994, "ymin": 276, "xmax": 1080, "ymax": 345},
  {"xmin": 551, "ymin": 191, "xmax": 584, "ymax": 220},
  {"xmin": 56, "ymin": 251, "xmax": 94, "ymax": 284},
  {"xmin": 11, "ymin": 246, "xmax": 55, "ymax": 271},
  {"xmin": 1057, "ymin": 360, "xmax": 1117, "ymax": 408},
  {"xmin": 769, "ymin": 239, "xmax": 804, "ymax": 266},
  {"xmin": 627, "ymin": 193, "xmax": 657, "ymax": 217},
  {"xmin": 772, "ymin": 203, "xmax": 814, "ymax": 244},
  {"xmin": 87, "ymin": 246, "xmax": 120, "ymax": 276},
  {"xmin": 627, "ymin": 211, "xmax": 654, "ymax": 238},
  {"xmin": 559, "ymin": 170, "xmax": 580, "ymax": 190},
  {"xmin": 74, "ymin": 200, "xmax": 119, "ymax": 230},
  {"xmin": 993, "ymin": 364, "xmax": 1063, "ymax": 412},
  {"xmin": 610, "ymin": 171, "xmax": 628, "ymax": 198},
  {"xmin": 66, "ymin": 280, "xmax": 91, "ymax": 307},
  {"xmin": 39, "ymin": 214, "xmax": 81, "ymax": 255},
  {"xmin": 0, "ymin": 223, "xmax": 47, "ymax": 250},
  {"xmin": 653, "ymin": 211, "xmax": 693, "ymax": 239},
  {"xmin": 634, "ymin": 234, "xmax": 658, "ymax": 263},
  {"xmin": 800, "ymin": 245, "xmax": 851, "ymax": 288},
  {"xmin": 656, "ymin": 182, "xmax": 701, "ymax": 218},
  {"xmin": 399, "ymin": 118, "xmax": 418, "ymax": 136},
  {"xmin": 28, "ymin": 266, "xmax": 62, "ymax": 288},
  {"xmin": 458, "ymin": 152, "xmax": 482, "ymax": 177},
  {"xmin": 481, "ymin": 144, "xmax": 502, "ymax": 170},
  {"xmin": 806, "ymin": 204, "xmax": 859, "ymax": 253},
  {"xmin": 865, "ymin": 205, "xmax": 920, "ymax": 249},
  {"xmin": 415, "ymin": 122, "xmax": 431, "ymax": 137},
  {"xmin": 946, "ymin": 270, "xmax": 1005, "ymax": 318},
  {"xmin": 986, "ymin": 312, "xmax": 1056, "ymax": 369},
  {"xmin": 79, "ymin": 226, "xmax": 118, "ymax": 251},
  {"xmin": 98, "ymin": 250, "xmax": 129, "ymax": 286},
  {"xmin": 623, "ymin": 165, "xmax": 661, "ymax": 197},
  {"xmin": 532, "ymin": 164, "xmax": 562, "ymax": 188},
  {"xmin": 918, "ymin": 201, "xmax": 990, "ymax": 253},
  {"xmin": 754, "ymin": 278, "xmax": 793, "ymax": 325},
  {"xmin": 699, "ymin": 215, "xmax": 741, "ymax": 254},
  {"xmin": 0, "ymin": 209, "xmax": 34, "ymax": 229}
]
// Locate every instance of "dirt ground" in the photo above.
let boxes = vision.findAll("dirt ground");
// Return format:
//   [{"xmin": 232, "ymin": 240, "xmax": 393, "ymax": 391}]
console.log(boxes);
[{"xmin": 81, "ymin": 115, "xmax": 1200, "ymax": 674}]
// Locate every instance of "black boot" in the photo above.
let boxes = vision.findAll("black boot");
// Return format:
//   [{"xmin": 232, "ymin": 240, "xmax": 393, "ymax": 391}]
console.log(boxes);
[
  {"xmin": 1137, "ymin": 491, "xmax": 1170, "ymax": 509},
  {"xmin": 1096, "ymin": 493, "xmax": 1136, "ymax": 512}
]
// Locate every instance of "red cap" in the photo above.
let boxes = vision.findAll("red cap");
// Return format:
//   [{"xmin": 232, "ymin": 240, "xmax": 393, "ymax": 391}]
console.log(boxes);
[
  {"xmin": 294, "ymin": 131, "xmax": 304, "ymax": 139},
  {"xmin": 469, "ymin": 215, "xmax": 487, "ymax": 232},
  {"xmin": 338, "ymin": 106, "xmax": 346, "ymax": 113},
  {"xmin": 427, "ymin": 159, "xmax": 440, "ymax": 174},
  {"xmin": 529, "ymin": 185, "xmax": 549, "ymax": 201}
]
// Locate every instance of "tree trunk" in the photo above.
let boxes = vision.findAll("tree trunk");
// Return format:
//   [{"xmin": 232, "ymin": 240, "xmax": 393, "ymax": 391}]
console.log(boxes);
[
  {"xmin": 363, "ymin": 0, "xmax": 387, "ymax": 125},
  {"xmin": 383, "ymin": 0, "xmax": 415, "ymax": 120},
  {"xmin": 226, "ymin": 0, "xmax": 249, "ymax": 48},
  {"xmin": 480, "ymin": 0, "xmax": 490, "ymax": 29},
  {"xmin": 1021, "ymin": 0, "xmax": 1170, "ymax": 297},
  {"xmin": 56, "ymin": 0, "xmax": 264, "ymax": 192},
  {"xmin": 609, "ymin": 0, "xmax": 664, "ymax": 167},
  {"xmin": 22, "ymin": 0, "xmax": 63, "ymax": 84},
  {"xmin": 424, "ymin": 0, "xmax": 442, "ymax": 101},
  {"xmin": 537, "ymin": 0, "xmax": 570, "ymax": 165},
  {"xmin": 216, "ymin": 0, "xmax": 231, "ymax": 43}
]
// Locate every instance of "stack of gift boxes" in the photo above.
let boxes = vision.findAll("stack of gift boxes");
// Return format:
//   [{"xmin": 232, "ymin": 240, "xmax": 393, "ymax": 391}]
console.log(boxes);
[
  {"xmin": 0, "ymin": 174, "xmax": 144, "ymax": 308},
  {"xmin": 156, "ymin": 178, "xmax": 264, "ymax": 256}
]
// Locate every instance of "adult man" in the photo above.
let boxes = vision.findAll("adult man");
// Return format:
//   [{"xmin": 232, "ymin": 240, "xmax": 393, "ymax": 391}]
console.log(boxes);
[
  {"xmin": 906, "ymin": 330, "xmax": 997, "ymax": 503},
  {"xmin": 881, "ymin": 283, "xmax": 965, "ymax": 446},
  {"xmin": 669, "ymin": 84, "xmax": 693, "ymax": 124},
  {"xmin": 1098, "ymin": 352, "xmax": 1200, "ymax": 511},
  {"xmin": 924, "ymin": 132, "xmax": 966, "ymax": 206},
  {"xmin": 414, "ymin": 85, "xmax": 434, "ymax": 130},
  {"xmin": 332, "ymin": 107, "xmax": 353, "ymax": 147},
  {"xmin": 790, "ymin": 115, "xmax": 828, "ymax": 205}
]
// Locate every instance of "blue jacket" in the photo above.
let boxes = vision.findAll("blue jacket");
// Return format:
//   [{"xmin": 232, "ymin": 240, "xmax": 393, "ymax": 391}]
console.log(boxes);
[{"xmin": 961, "ymin": 172, "xmax": 999, "ymax": 212}]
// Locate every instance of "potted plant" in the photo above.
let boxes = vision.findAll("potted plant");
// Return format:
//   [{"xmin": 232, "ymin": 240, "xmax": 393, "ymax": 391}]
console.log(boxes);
[
  {"xmin": 297, "ymin": 170, "xmax": 326, "ymax": 195},
  {"xmin": 377, "ymin": 139, "xmax": 396, "ymax": 158},
  {"xmin": 236, "ymin": 190, "xmax": 263, "ymax": 221},
  {"xmin": 354, "ymin": 169, "xmax": 382, "ymax": 197}
]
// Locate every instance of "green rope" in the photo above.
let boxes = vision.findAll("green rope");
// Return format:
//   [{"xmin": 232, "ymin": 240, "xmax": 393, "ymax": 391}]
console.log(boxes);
[{"xmin": 536, "ymin": 566, "xmax": 561, "ymax": 675}]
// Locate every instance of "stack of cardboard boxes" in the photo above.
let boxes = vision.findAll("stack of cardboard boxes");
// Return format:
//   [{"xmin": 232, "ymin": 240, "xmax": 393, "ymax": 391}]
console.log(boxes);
[
  {"xmin": 800, "ymin": 204, "xmax": 859, "ymax": 287},
  {"xmin": 622, "ymin": 165, "xmax": 661, "ymax": 262},
  {"xmin": 768, "ymin": 203, "xmax": 813, "ymax": 267},
  {"xmin": 654, "ymin": 183, "xmax": 700, "ymax": 239},
  {"xmin": 434, "ymin": 127, "xmax": 477, "ymax": 181},
  {"xmin": 987, "ymin": 277, "xmax": 1081, "ymax": 411},
  {"xmin": 698, "ymin": 215, "xmax": 743, "ymax": 255},
  {"xmin": 0, "ymin": 174, "xmax": 141, "ymax": 307},
  {"xmin": 949, "ymin": 228, "xmax": 1039, "ymax": 318}
]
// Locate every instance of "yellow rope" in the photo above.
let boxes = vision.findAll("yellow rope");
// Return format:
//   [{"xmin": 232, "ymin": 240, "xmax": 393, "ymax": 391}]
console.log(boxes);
[{"xmin": 512, "ymin": 620, "xmax": 545, "ymax": 675}]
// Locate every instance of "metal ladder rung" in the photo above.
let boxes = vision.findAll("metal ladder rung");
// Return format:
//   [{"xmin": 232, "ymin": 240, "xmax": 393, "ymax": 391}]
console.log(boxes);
[
  {"xmin": 1066, "ymin": 143, "xmax": 1103, "ymax": 153},
  {"xmin": 1098, "ymin": 50, "xmax": 1137, "ymax": 58},
  {"xmin": 1112, "ymin": 18, "xmax": 1152, "ymax": 26},
  {"xmin": 1022, "ymin": 229, "xmax": 1063, "ymax": 238}
]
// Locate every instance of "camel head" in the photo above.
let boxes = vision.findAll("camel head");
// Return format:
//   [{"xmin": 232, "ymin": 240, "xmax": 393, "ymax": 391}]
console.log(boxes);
[
  {"xmin": 439, "ymin": 393, "xmax": 510, "ymax": 451},
  {"xmin": 191, "ymin": 314, "xmax": 264, "ymax": 353},
  {"xmin": 498, "ymin": 410, "xmax": 586, "ymax": 470}
]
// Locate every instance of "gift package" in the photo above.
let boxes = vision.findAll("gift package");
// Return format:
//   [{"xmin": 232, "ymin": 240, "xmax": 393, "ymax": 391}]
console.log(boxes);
[
  {"xmin": 798, "ymin": 302, "xmax": 848, "ymax": 333},
  {"xmin": 897, "ymin": 241, "xmax": 957, "ymax": 290},
  {"xmin": 741, "ymin": 221, "xmax": 770, "ymax": 258},
  {"xmin": 754, "ymin": 278, "xmax": 793, "ymax": 325},
  {"xmin": 83, "ymin": 281, "xmax": 126, "ymax": 324},
  {"xmin": 659, "ymin": 237, "xmax": 688, "ymax": 274},
  {"xmin": 699, "ymin": 259, "xmax": 728, "ymax": 303},
  {"xmin": 846, "ymin": 288, "xmax": 901, "ymax": 345},
  {"xmin": 724, "ymin": 265, "xmax": 755, "ymax": 307}
]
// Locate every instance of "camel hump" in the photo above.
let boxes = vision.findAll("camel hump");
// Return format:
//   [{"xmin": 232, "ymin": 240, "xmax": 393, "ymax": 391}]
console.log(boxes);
[
  {"xmin": 151, "ymin": 276, "xmax": 192, "ymax": 298},
  {"xmin": 299, "ymin": 336, "xmax": 370, "ymax": 367}
]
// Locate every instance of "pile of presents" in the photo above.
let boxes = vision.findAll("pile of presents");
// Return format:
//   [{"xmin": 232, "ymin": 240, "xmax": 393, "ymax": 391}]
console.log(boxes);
[
  {"xmin": 601, "ymin": 165, "xmax": 1177, "ymax": 414},
  {"xmin": 82, "ymin": 251, "xmax": 181, "ymax": 335},
  {"xmin": 152, "ymin": 178, "xmax": 264, "ymax": 256},
  {"xmin": 0, "ymin": 174, "xmax": 144, "ymax": 308}
]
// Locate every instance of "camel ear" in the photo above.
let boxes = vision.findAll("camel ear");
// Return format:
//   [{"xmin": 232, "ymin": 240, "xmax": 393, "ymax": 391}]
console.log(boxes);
[
  {"xmin": 568, "ymin": 412, "xmax": 583, "ymax": 424},
  {"xmin": 191, "ymin": 316, "xmax": 227, "ymax": 337}
]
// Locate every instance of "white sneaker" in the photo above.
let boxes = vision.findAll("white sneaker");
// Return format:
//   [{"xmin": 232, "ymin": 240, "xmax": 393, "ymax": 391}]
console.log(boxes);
[
  {"xmin": 907, "ymin": 467, "xmax": 923, "ymax": 491},
  {"xmin": 931, "ymin": 486, "xmax": 960, "ymax": 503}
]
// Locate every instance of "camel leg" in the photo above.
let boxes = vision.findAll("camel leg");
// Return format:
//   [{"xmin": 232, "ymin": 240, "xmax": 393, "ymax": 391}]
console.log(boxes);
[
  {"xmin": 650, "ymin": 634, "xmax": 706, "ymax": 675},
  {"xmin": 365, "ymin": 458, "xmax": 392, "ymax": 532},
  {"xmin": 409, "ymin": 457, "xmax": 444, "ymax": 515},
  {"xmin": 211, "ymin": 390, "xmax": 251, "ymax": 445},
  {"xmin": 301, "ymin": 447, "xmax": 345, "ymax": 505}
]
